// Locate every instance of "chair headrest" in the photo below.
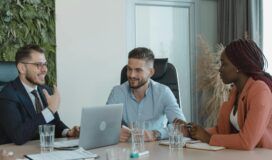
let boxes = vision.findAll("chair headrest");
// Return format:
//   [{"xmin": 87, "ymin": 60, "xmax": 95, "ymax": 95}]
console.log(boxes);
[{"xmin": 152, "ymin": 58, "xmax": 168, "ymax": 79}]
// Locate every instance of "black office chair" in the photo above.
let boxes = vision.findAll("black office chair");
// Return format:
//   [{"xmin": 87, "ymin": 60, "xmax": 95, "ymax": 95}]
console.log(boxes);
[
  {"xmin": 120, "ymin": 58, "xmax": 181, "ymax": 106},
  {"xmin": 0, "ymin": 61, "xmax": 18, "ymax": 91}
]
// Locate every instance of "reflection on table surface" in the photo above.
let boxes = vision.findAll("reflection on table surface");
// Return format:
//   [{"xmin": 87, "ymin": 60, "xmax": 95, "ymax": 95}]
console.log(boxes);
[{"xmin": 0, "ymin": 138, "xmax": 272, "ymax": 160}]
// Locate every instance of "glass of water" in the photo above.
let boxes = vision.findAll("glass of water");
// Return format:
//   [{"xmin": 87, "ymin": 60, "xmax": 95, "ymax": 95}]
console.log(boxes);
[
  {"xmin": 39, "ymin": 124, "xmax": 55, "ymax": 152},
  {"xmin": 106, "ymin": 147, "xmax": 130, "ymax": 160},
  {"xmin": 167, "ymin": 123, "xmax": 184, "ymax": 149},
  {"xmin": 130, "ymin": 121, "xmax": 145, "ymax": 153}
]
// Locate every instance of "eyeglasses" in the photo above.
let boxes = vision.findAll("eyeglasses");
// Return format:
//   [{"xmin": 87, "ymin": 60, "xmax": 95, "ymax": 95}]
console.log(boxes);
[{"xmin": 21, "ymin": 62, "xmax": 48, "ymax": 69}]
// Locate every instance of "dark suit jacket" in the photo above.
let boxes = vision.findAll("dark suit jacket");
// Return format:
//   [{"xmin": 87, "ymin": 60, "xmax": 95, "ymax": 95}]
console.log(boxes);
[{"xmin": 0, "ymin": 77, "xmax": 68, "ymax": 145}]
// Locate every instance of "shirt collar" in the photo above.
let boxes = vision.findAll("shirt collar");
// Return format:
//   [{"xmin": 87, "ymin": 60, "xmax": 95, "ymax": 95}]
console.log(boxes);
[
  {"xmin": 129, "ymin": 79, "xmax": 152, "ymax": 100},
  {"xmin": 21, "ymin": 80, "xmax": 38, "ymax": 94}
]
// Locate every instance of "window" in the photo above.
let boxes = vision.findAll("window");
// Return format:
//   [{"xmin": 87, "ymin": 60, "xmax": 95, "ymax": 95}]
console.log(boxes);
[{"xmin": 263, "ymin": 0, "xmax": 272, "ymax": 74}]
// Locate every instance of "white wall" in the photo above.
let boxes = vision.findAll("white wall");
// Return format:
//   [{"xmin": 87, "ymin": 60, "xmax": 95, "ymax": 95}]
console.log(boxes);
[{"xmin": 56, "ymin": 0, "xmax": 127, "ymax": 127}]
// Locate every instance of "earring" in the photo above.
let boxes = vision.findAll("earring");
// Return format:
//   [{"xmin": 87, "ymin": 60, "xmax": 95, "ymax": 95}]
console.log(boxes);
[{"xmin": 236, "ymin": 69, "xmax": 239, "ymax": 73}]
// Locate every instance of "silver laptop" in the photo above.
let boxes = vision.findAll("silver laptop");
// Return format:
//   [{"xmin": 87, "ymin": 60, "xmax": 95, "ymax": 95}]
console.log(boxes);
[
  {"xmin": 79, "ymin": 104, "xmax": 123, "ymax": 150},
  {"xmin": 54, "ymin": 104, "xmax": 123, "ymax": 150}
]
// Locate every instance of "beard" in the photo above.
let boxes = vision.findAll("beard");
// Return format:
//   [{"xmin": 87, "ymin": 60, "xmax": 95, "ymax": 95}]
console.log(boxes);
[
  {"xmin": 25, "ymin": 73, "xmax": 45, "ymax": 86},
  {"xmin": 128, "ymin": 78, "xmax": 148, "ymax": 89}
]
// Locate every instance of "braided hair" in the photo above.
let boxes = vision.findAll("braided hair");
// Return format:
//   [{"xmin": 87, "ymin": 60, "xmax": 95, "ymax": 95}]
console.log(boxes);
[{"xmin": 224, "ymin": 39, "xmax": 272, "ymax": 92}]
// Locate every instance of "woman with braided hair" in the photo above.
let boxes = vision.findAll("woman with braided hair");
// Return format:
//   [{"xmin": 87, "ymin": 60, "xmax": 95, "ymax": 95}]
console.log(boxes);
[{"xmin": 186, "ymin": 39, "xmax": 272, "ymax": 150}]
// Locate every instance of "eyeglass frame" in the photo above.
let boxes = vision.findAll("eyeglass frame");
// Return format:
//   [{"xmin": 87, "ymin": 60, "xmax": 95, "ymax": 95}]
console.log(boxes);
[{"xmin": 20, "ymin": 62, "xmax": 48, "ymax": 69}]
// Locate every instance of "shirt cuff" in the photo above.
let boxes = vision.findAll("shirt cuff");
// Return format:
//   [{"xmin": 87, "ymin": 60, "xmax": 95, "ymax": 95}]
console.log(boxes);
[
  {"xmin": 62, "ymin": 128, "xmax": 70, "ymax": 137},
  {"xmin": 158, "ymin": 128, "xmax": 169, "ymax": 139},
  {"xmin": 42, "ymin": 108, "xmax": 55, "ymax": 123}
]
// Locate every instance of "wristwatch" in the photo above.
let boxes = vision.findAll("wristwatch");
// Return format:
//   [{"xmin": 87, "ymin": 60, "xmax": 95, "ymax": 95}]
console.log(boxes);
[{"xmin": 153, "ymin": 130, "xmax": 161, "ymax": 140}]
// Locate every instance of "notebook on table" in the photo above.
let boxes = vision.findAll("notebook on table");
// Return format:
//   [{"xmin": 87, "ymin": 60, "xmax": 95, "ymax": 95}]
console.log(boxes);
[
  {"xmin": 159, "ymin": 137, "xmax": 200, "ymax": 146},
  {"xmin": 185, "ymin": 142, "xmax": 225, "ymax": 151},
  {"xmin": 159, "ymin": 137, "xmax": 225, "ymax": 151},
  {"xmin": 25, "ymin": 147, "xmax": 97, "ymax": 160}
]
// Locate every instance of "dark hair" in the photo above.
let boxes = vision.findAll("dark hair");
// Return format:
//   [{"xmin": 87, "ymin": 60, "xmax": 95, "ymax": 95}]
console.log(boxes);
[
  {"xmin": 15, "ymin": 44, "xmax": 45, "ymax": 65},
  {"xmin": 225, "ymin": 39, "xmax": 272, "ymax": 92},
  {"xmin": 128, "ymin": 47, "xmax": 154, "ymax": 66}
]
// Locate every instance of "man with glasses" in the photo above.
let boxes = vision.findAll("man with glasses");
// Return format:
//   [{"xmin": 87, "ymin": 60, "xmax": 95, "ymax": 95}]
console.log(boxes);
[{"xmin": 0, "ymin": 44, "xmax": 79, "ymax": 145}]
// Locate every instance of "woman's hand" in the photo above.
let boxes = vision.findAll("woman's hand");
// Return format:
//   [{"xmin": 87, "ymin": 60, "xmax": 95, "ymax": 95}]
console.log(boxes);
[
  {"xmin": 173, "ymin": 118, "xmax": 189, "ymax": 137},
  {"xmin": 188, "ymin": 123, "xmax": 211, "ymax": 143}
]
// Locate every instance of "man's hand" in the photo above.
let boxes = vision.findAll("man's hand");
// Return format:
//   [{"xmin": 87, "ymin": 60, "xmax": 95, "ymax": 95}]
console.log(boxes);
[
  {"xmin": 188, "ymin": 123, "xmax": 211, "ymax": 143},
  {"xmin": 43, "ymin": 85, "xmax": 60, "ymax": 113},
  {"xmin": 144, "ymin": 130, "xmax": 157, "ymax": 142},
  {"xmin": 119, "ymin": 125, "xmax": 131, "ymax": 142},
  {"xmin": 67, "ymin": 126, "xmax": 80, "ymax": 137},
  {"xmin": 0, "ymin": 149, "xmax": 15, "ymax": 160}
]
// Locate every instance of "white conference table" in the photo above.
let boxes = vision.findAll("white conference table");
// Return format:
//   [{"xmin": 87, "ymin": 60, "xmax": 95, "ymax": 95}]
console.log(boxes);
[{"xmin": 0, "ymin": 138, "xmax": 272, "ymax": 160}]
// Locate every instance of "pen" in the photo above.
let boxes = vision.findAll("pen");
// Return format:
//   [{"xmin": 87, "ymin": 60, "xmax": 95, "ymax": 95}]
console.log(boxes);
[
  {"xmin": 186, "ymin": 124, "xmax": 193, "ymax": 132},
  {"xmin": 186, "ymin": 124, "xmax": 192, "ymax": 129},
  {"xmin": 130, "ymin": 150, "xmax": 150, "ymax": 158}
]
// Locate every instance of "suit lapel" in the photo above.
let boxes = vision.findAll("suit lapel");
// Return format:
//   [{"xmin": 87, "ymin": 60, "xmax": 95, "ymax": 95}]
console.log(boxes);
[{"xmin": 14, "ymin": 78, "xmax": 37, "ymax": 118}]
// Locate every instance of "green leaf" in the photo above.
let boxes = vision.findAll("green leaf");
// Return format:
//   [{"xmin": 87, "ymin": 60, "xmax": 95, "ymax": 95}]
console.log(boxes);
[{"xmin": 0, "ymin": 0, "xmax": 56, "ymax": 86}]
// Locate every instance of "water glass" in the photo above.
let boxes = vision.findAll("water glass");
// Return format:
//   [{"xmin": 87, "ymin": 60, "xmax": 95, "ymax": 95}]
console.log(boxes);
[
  {"xmin": 130, "ymin": 121, "xmax": 145, "ymax": 153},
  {"xmin": 167, "ymin": 123, "xmax": 184, "ymax": 149},
  {"xmin": 106, "ymin": 147, "xmax": 130, "ymax": 160},
  {"xmin": 39, "ymin": 124, "xmax": 55, "ymax": 152}
]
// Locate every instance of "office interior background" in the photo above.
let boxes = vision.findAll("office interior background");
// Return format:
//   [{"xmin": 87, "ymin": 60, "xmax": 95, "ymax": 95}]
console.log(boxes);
[
  {"xmin": 55, "ymin": 0, "xmax": 218, "ymax": 127},
  {"xmin": 1, "ymin": 0, "xmax": 271, "ymax": 128}
]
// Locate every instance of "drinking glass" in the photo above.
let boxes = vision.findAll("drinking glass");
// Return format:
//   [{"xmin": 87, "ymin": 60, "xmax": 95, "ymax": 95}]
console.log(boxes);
[{"xmin": 39, "ymin": 124, "xmax": 55, "ymax": 152}]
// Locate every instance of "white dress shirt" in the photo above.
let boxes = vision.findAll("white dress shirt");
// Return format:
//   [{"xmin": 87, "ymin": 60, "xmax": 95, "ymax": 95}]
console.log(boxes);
[{"xmin": 230, "ymin": 106, "xmax": 240, "ymax": 131}]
